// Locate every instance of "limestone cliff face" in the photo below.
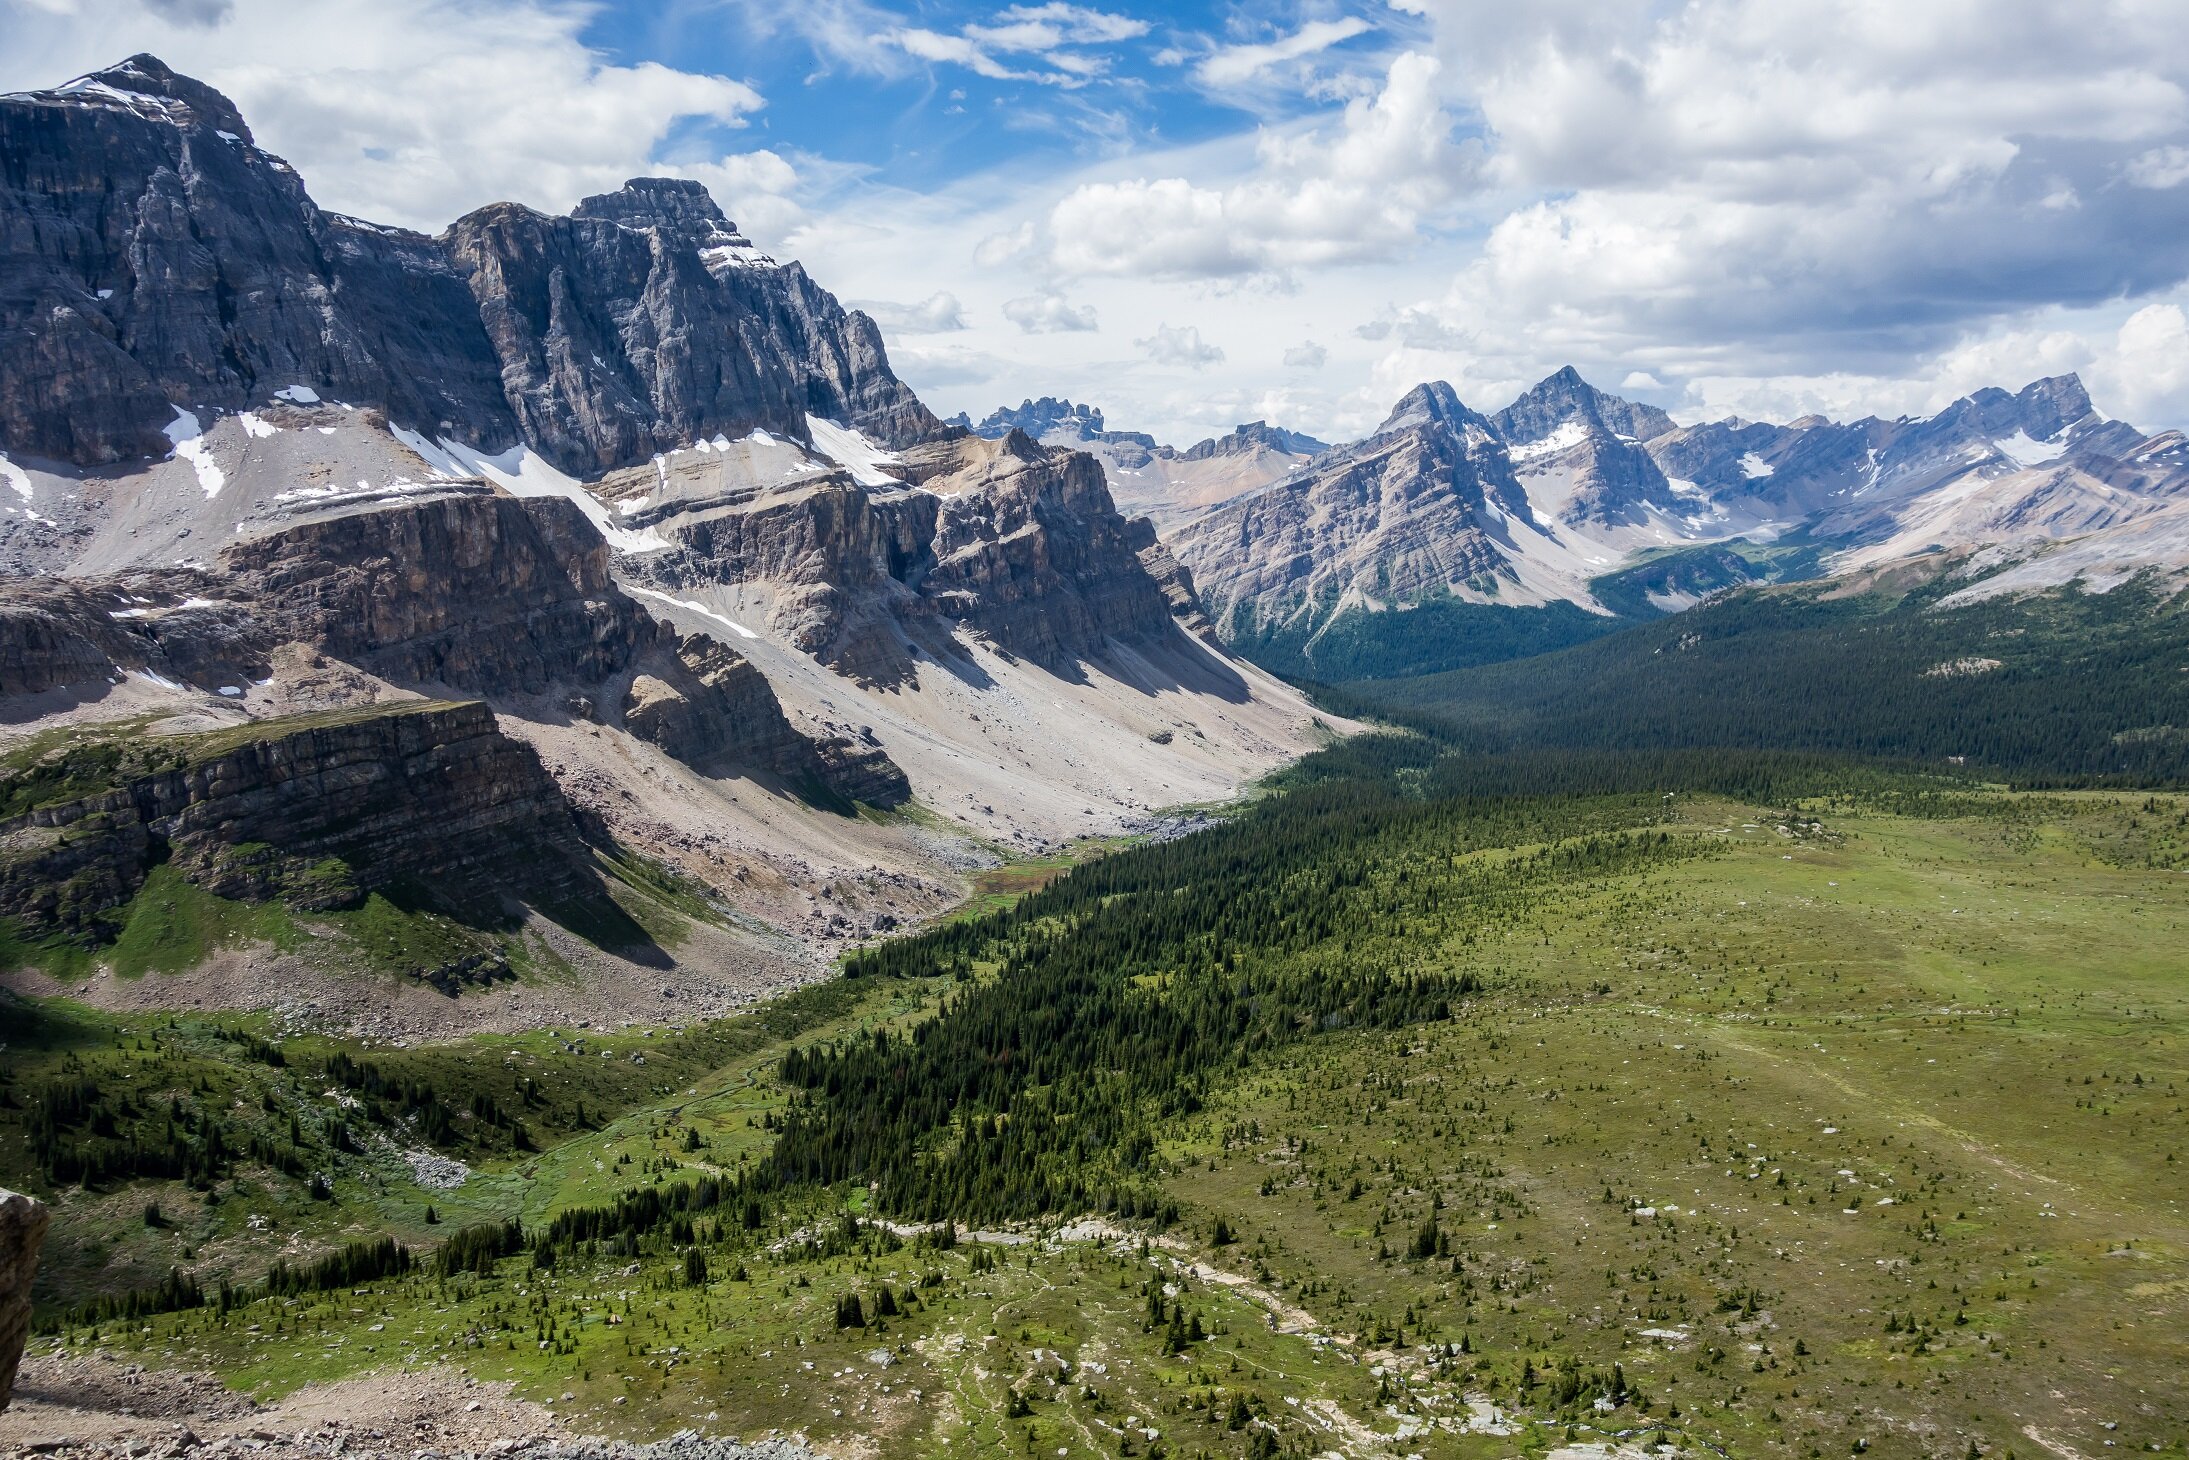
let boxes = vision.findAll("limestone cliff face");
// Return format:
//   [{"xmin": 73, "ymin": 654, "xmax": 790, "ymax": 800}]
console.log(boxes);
[
  {"xmin": 0, "ymin": 58, "xmax": 933, "ymax": 474},
  {"xmin": 0, "ymin": 493, "xmax": 909, "ymax": 805},
  {"xmin": 0, "ymin": 701, "xmax": 594, "ymax": 943},
  {"xmin": 628, "ymin": 431, "xmax": 1191, "ymax": 683},
  {"xmin": 914, "ymin": 433, "xmax": 1183, "ymax": 668},
  {"xmin": 221, "ymin": 494, "xmax": 651, "ymax": 696}
]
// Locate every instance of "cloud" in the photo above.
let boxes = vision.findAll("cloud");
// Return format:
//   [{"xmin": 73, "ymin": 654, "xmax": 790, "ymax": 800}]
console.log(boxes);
[
  {"xmin": 1195, "ymin": 17, "xmax": 1374, "ymax": 88},
  {"xmin": 0, "ymin": 0, "xmax": 782, "ymax": 235},
  {"xmin": 143, "ymin": 0, "xmax": 233, "ymax": 25},
  {"xmin": 2091, "ymin": 301, "xmax": 2189, "ymax": 427},
  {"xmin": 1043, "ymin": 51, "xmax": 1472, "ymax": 279},
  {"xmin": 888, "ymin": 4, "xmax": 1147, "ymax": 88},
  {"xmin": 1137, "ymin": 323, "xmax": 1226, "ymax": 367},
  {"xmin": 1003, "ymin": 290, "xmax": 1099, "ymax": 332},
  {"xmin": 1285, "ymin": 340, "xmax": 1329, "ymax": 369},
  {"xmin": 2127, "ymin": 145, "xmax": 2189, "ymax": 188},
  {"xmin": 1353, "ymin": 306, "xmax": 1472, "ymax": 351},
  {"xmin": 1382, "ymin": 0, "xmax": 2189, "ymax": 381},
  {"xmin": 855, "ymin": 292, "xmax": 968, "ymax": 333},
  {"xmin": 1620, "ymin": 370, "xmax": 1665, "ymax": 391}
]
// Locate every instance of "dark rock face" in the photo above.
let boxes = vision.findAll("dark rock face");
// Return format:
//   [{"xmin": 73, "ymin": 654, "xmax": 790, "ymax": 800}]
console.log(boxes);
[
  {"xmin": 0, "ymin": 701, "xmax": 597, "ymax": 942},
  {"xmin": 918, "ymin": 434, "xmax": 1182, "ymax": 668},
  {"xmin": 0, "ymin": 59, "xmax": 934, "ymax": 474},
  {"xmin": 0, "ymin": 493, "xmax": 908, "ymax": 804},
  {"xmin": 0, "ymin": 1188, "xmax": 46, "ymax": 1413},
  {"xmin": 620, "ymin": 632, "xmax": 908, "ymax": 805},
  {"xmin": 445, "ymin": 180, "xmax": 937, "ymax": 476},
  {"xmin": 632, "ymin": 432, "xmax": 1193, "ymax": 684},
  {"xmin": 222, "ymin": 494, "xmax": 651, "ymax": 696},
  {"xmin": 0, "ymin": 56, "xmax": 516, "ymax": 464}
]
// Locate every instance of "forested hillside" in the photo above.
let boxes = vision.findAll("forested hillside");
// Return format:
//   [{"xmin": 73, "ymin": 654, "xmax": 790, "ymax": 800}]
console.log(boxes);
[{"xmin": 1330, "ymin": 576, "xmax": 2189, "ymax": 784}]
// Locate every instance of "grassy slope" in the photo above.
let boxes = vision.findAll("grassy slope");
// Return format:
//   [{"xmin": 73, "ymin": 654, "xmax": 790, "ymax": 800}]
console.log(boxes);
[{"xmin": 23, "ymin": 789, "xmax": 2186, "ymax": 1460}]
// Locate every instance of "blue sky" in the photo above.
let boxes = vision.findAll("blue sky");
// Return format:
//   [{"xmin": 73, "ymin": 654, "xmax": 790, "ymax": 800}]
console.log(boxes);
[
  {"xmin": 7, "ymin": 0, "xmax": 2189, "ymax": 445},
  {"xmin": 581, "ymin": 2, "xmax": 1385, "ymax": 194}
]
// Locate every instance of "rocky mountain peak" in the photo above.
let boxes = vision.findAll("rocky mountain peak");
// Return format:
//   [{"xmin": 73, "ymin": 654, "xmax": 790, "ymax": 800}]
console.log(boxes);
[
  {"xmin": 0, "ymin": 57, "xmax": 931, "ymax": 471},
  {"xmin": 2007, "ymin": 374, "xmax": 2095, "ymax": 436},
  {"xmin": 1179, "ymin": 421, "xmax": 1330, "ymax": 461},
  {"xmin": 41, "ymin": 53, "xmax": 255, "ymax": 142},
  {"xmin": 1494, "ymin": 367, "xmax": 1677, "ymax": 446},
  {"xmin": 975, "ymin": 397, "xmax": 1107, "ymax": 439},
  {"xmin": 1376, "ymin": 381, "xmax": 1487, "ymax": 439},
  {"xmin": 571, "ymin": 176, "xmax": 732, "ymax": 236}
]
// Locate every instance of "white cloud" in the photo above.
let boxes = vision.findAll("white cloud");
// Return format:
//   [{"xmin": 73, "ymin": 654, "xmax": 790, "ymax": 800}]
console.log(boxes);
[
  {"xmin": 1194, "ymin": 17, "xmax": 1374, "ymax": 89},
  {"xmin": 1043, "ymin": 51, "xmax": 1471, "ymax": 279},
  {"xmin": 1621, "ymin": 370, "xmax": 1664, "ymax": 391},
  {"xmin": 0, "ymin": 0, "xmax": 785, "ymax": 236},
  {"xmin": 1136, "ymin": 323, "xmax": 1226, "ymax": 368},
  {"xmin": 855, "ymin": 292, "xmax": 969, "ymax": 333},
  {"xmin": 1285, "ymin": 340, "xmax": 1329, "ymax": 369},
  {"xmin": 2127, "ymin": 145, "xmax": 2189, "ymax": 188},
  {"xmin": 1386, "ymin": 0, "xmax": 2189, "ymax": 380},
  {"xmin": 2091, "ymin": 302, "xmax": 2189, "ymax": 427},
  {"xmin": 1003, "ymin": 291, "xmax": 1099, "ymax": 333},
  {"xmin": 888, "ymin": 4, "xmax": 1147, "ymax": 88}
]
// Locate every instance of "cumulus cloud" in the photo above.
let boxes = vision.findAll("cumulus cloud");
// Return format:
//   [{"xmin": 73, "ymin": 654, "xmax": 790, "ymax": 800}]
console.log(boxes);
[
  {"xmin": 1195, "ymin": 17, "xmax": 1374, "ymax": 88},
  {"xmin": 1137, "ymin": 323, "xmax": 1226, "ymax": 367},
  {"xmin": 1003, "ymin": 290, "xmax": 1099, "ymax": 333},
  {"xmin": 1043, "ymin": 50, "xmax": 1472, "ymax": 279},
  {"xmin": 1392, "ymin": 0, "xmax": 2189, "ymax": 379},
  {"xmin": 0, "ymin": 0, "xmax": 786, "ymax": 235},
  {"xmin": 855, "ymin": 292, "xmax": 969, "ymax": 333},
  {"xmin": 2092, "ymin": 302, "xmax": 2189, "ymax": 427},
  {"xmin": 1285, "ymin": 340, "xmax": 1329, "ymax": 369}
]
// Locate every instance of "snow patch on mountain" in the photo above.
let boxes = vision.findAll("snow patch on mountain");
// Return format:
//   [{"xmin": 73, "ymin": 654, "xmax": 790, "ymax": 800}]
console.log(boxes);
[
  {"xmin": 163, "ymin": 408, "xmax": 224, "ymax": 498},
  {"xmin": 628, "ymin": 585, "xmax": 761, "ymax": 640},
  {"xmin": 805, "ymin": 416, "xmax": 903, "ymax": 488},
  {"xmin": 1995, "ymin": 430, "xmax": 2069, "ymax": 467},
  {"xmin": 1507, "ymin": 420, "xmax": 1590, "ymax": 463},
  {"xmin": 391, "ymin": 425, "xmax": 673, "ymax": 554},
  {"xmin": 0, "ymin": 453, "xmax": 31, "ymax": 503}
]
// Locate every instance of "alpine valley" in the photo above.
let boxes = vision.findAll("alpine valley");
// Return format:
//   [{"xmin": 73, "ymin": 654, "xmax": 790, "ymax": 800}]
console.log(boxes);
[{"xmin": 1, "ymin": 51, "xmax": 2185, "ymax": 1460}]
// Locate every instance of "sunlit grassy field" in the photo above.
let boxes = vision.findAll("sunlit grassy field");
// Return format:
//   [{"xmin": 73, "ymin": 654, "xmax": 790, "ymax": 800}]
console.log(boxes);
[{"xmin": 11, "ymin": 788, "xmax": 2185, "ymax": 1460}]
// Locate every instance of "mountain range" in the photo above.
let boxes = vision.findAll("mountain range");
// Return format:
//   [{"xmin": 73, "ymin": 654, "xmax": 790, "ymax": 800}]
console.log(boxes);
[
  {"xmin": 0, "ymin": 56, "xmax": 1328, "ymax": 1030},
  {"xmin": 1146, "ymin": 363, "xmax": 2189, "ymax": 679}
]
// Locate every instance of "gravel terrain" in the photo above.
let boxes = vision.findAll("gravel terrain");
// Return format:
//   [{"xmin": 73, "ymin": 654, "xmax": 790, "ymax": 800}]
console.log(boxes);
[{"xmin": 0, "ymin": 1354, "xmax": 825, "ymax": 1460}]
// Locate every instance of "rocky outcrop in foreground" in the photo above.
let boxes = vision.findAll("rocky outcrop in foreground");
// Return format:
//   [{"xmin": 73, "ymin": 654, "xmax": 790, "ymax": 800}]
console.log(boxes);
[
  {"xmin": 0, "ymin": 1189, "xmax": 51, "ymax": 1413},
  {"xmin": 0, "ymin": 701, "xmax": 599, "ymax": 945}
]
